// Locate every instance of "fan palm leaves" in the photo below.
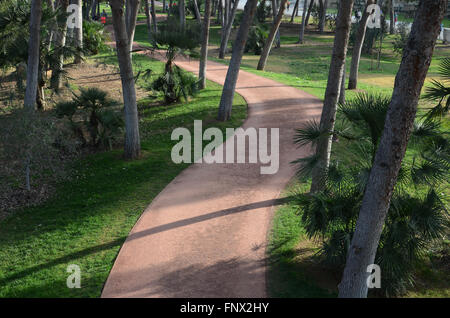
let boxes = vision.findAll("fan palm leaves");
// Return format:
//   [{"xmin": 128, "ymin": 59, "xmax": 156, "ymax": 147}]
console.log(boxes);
[{"xmin": 423, "ymin": 57, "xmax": 450, "ymax": 119}]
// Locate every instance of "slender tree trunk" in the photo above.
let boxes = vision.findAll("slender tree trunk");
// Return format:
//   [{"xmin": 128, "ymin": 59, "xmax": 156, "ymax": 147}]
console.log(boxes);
[
  {"xmin": 348, "ymin": 0, "xmax": 374, "ymax": 90},
  {"xmin": 179, "ymin": 0, "xmax": 186, "ymax": 29},
  {"xmin": 193, "ymin": 0, "xmax": 202, "ymax": 24},
  {"xmin": 318, "ymin": 0, "xmax": 328, "ymax": 33},
  {"xmin": 310, "ymin": 0, "xmax": 354, "ymax": 193},
  {"xmin": 163, "ymin": 0, "xmax": 166, "ymax": 12},
  {"xmin": 109, "ymin": 0, "xmax": 141, "ymax": 159},
  {"xmin": 144, "ymin": 0, "xmax": 154, "ymax": 45},
  {"xmin": 90, "ymin": 0, "xmax": 97, "ymax": 19},
  {"xmin": 290, "ymin": 0, "xmax": 299, "ymax": 22},
  {"xmin": 24, "ymin": 0, "xmax": 42, "ymax": 110},
  {"xmin": 218, "ymin": 0, "xmax": 239, "ymax": 58},
  {"xmin": 258, "ymin": 0, "xmax": 288, "ymax": 70},
  {"xmin": 126, "ymin": 0, "xmax": 140, "ymax": 55},
  {"xmin": 199, "ymin": 0, "xmax": 212, "ymax": 89},
  {"xmin": 298, "ymin": 0, "xmax": 308, "ymax": 43},
  {"xmin": 304, "ymin": 0, "xmax": 314, "ymax": 26},
  {"xmin": 74, "ymin": 0, "xmax": 83, "ymax": 64},
  {"xmin": 338, "ymin": 0, "xmax": 447, "ymax": 298},
  {"xmin": 272, "ymin": 0, "xmax": 281, "ymax": 48},
  {"xmin": 389, "ymin": 0, "xmax": 395, "ymax": 34},
  {"xmin": 217, "ymin": 0, "xmax": 258, "ymax": 121},
  {"xmin": 151, "ymin": 0, "xmax": 157, "ymax": 33},
  {"xmin": 51, "ymin": 0, "xmax": 69, "ymax": 90}
]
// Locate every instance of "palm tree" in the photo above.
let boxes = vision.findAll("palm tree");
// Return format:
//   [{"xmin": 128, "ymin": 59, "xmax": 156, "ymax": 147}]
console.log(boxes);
[
  {"xmin": 293, "ymin": 93, "xmax": 449, "ymax": 297},
  {"xmin": 338, "ymin": 0, "xmax": 448, "ymax": 298}
]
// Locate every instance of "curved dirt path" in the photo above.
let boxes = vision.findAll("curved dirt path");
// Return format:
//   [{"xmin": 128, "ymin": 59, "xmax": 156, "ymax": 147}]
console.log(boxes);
[{"xmin": 101, "ymin": 32, "xmax": 322, "ymax": 298}]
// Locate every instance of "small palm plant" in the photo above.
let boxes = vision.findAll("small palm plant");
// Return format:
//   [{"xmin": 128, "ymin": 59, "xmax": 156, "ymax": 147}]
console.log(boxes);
[
  {"xmin": 150, "ymin": 17, "xmax": 201, "ymax": 104},
  {"xmin": 423, "ymin": 57, "xmax": 450, "ymax": 119},
  {"xmin": 292, "ymin": 93, "xmax": 449, "ymax": 296},
  {"xmin": 56, "ymin": 88, "xmax": 123, "ymax": 149}
]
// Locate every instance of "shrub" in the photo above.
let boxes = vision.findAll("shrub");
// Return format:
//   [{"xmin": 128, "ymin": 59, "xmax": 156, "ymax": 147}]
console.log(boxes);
[
  {"xmin": 0, "ymin": 107, "xmax": 77, "ymax": 212},
  {"xmin": 151, "ymin": 66, "xmax": 199, "ymax": 104},
  {"xmin": 293, "ymin": 93, "xmax": 449, "ymax": 296},
  {"xmin": 244, "ymin": 24, "xmax": 268, "ymax": 55},
  {"xmin": 56, "ymin": 87, "xmax": 123, "ymax": 149},
  {"xmin": 393, "ymin": 22, "xmax": 410, "ymax": 57},
  {"xmin": 82, "ymin": 20, "xmax": 110, "ymax": 55}
]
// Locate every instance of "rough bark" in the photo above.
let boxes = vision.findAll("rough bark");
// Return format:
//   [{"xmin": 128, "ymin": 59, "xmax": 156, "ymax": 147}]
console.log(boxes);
[
  {"xmin": 257, "ymin": 0, "xmax": 288, "ymax": 70},
  {"xmin": 74, "ymin": 0, "xmax": 83, "ymax": 64},
  {"xmin": 339, "ymin": 60, "xmax": 346, "ymax": 104},
  {"xmin": 199, "ymin": 0, "xmax": 212, "ymax": 89},
  {"xmin": 298, "ymin": 0, "xmax": 308, "ymax": 43},
  {"xmin": 217, "ymin": 0, "xmax": 258, "ymax": 121},
  {"xmin": 310, "ymin": 0, "xmax": 354, "ymax": 193},
  {"xmin": 109, "ymin": 0, "xmax": 141, "ymax": 159},
  {"xmin": 338, "ymin": 0, "xmax": 447, "ymax": 298},
  {"xmin": 50, "ymin": 0, "xmax": 69, "ymax": 90},
  {"xmin": 24, "ymin": 0, "xmax": 42, "ymax": 110},
  {"xmin": 218, "ymin": 0, "xmax": 239, "ymax": 59},
  {"xmin": 348, "ymin": 0, "xmax": 374, "ymax": 90}
]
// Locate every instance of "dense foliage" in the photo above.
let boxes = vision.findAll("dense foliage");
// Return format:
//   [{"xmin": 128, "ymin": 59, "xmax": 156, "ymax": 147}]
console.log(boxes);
[{"xmin": 293, "ymin": 93, "xmax": 449, "ymax": 296}]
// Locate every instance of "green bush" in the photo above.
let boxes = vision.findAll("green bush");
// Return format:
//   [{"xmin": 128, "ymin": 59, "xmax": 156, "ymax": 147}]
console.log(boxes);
[
  {"xmin": 244, "ymin": 24, "xmax": 268, "ymax": 55},
  {"xmin": 152, "ymin": 66, "xmax": 199, "ymax": 104},
  {"xmin": 293, "ymin": 93, "xmax": 449, "ymax": 296},
  {"xmin": 56, "ymin": 87, "xmax": 123, "ymax": 149},
  {"xmin": 82, "ymin": 20, "xmax": 109, "ymax": 55}
]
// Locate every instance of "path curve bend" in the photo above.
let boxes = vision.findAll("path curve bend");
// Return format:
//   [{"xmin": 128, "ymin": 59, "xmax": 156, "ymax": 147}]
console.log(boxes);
[{"xmin": 101, "ymin": 50, "xmax": 322, "ymax": 297}]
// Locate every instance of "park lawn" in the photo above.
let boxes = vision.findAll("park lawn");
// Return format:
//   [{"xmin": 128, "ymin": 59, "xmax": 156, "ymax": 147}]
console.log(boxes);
[{"xmin": 0, "ymin": 52, "xmax": 247, "ymax": 297}]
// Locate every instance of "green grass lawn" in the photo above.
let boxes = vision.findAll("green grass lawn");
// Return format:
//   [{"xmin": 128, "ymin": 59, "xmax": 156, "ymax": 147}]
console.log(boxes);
[{"xmin": 0, "ymin": 52, "xmax": 247, "ymax": 297}]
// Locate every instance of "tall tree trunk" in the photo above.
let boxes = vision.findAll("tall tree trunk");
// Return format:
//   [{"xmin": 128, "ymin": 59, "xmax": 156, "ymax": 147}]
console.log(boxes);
[
  {"xmin": 109, "ymin": 0, "xmax": 141, "ymax": 159},
  {"xmin": 338, "ymin": 0, "xmax": 447, "ymax": 298},
  {"xmin": 258, "ymin": 0, "xmax": 288, "ymax": 70},
  {"xmin": 163, "ymin": 0, "xmax": 166, "ymax": 12},
  {"xmin": 151, "ymin": 0, "xmax": 158, "ymax": 33},
  {"xmin": 271, "ymin": 0, "xmax": 281, "ymax": 48},
  {"xmin": 290, "ymin": 0, "xmax": 299, "ymax": 22},
  {"xmin": 304, "ymin": 0, "xmax": 314, "ymax": 26},
  {"xmin": 144, "ymin": 0, "xmax": 155, "ymax": 45},
  {"xmin": 318, "ymin": 0, "xmax": 328, "ymax": 33},
  {"xmin": 389, "ymin": 0, "xmax": 395, "ymax": 34},
  {"xmin": 348, "ymin": 0, "xmax": 374, "ymax": 90},
  {"xmin": 192, "ymin": 0, "xmax": 202, "ymax": 24},
  {"xmin": 218, "ymin": 0, "xmax": 239, "ymax": 59},
  {"xmin": 90, "ymin": 0, "xmax": 97, "ymax": 19},
  {"xmin": 24, "ymin": 0, "xmax": 42, "ymax": 110},
  {"xmin": 217, "ymin": 0, "xmax": 258, "ymax": 121},
  {"xmin": 50, "ymin": 0, "xmax": 69, "ymax": 90},
  {"xmin": 199, "ymin": 0, "xmax": 212, "ymax": 89},
  {"xmin": 179, "ymin": 0, "xmax": 186, "ymax": 29},
  {"xmin": 309, "ymin": 0, "xmax": 354, "ymax": 193},
  {"xmin": 298, "ymin": 0, "xmax": 308, "ymax": 43},
  {"xmin": 74, "ymin": 0, "xmax": 83, "ymax": 64},
  {"xmin": 126, "ymin": 0, "xmax": 140, "ymax": 55}
]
